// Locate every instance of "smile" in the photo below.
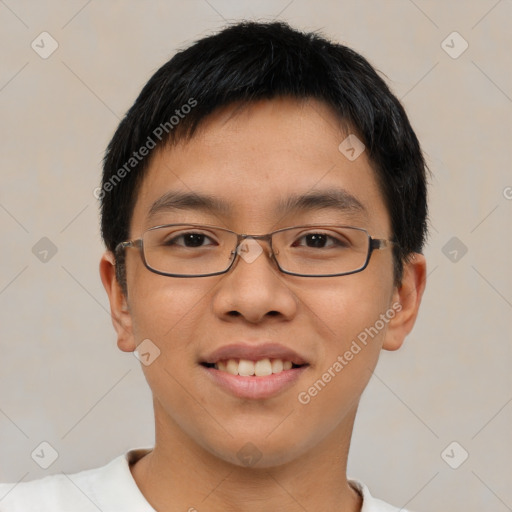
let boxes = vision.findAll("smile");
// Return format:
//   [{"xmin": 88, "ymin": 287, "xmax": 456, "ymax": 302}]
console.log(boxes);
[{"xmin": 203, "ymin": 358, "xmax": 303, "ymax": 376}]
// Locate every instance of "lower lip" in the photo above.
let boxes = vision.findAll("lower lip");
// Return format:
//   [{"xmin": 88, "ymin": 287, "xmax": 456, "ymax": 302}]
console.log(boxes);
[{"xmin": 201, "ymin": 365, "xmax": 308, "ymax": 400}]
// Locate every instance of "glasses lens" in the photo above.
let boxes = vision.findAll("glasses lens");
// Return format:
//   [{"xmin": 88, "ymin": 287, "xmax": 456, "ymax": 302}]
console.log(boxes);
[
  {"xmin": 142, "ymin": 225, "xmax": 236, "ymax": 276},
  {"xmin": 273, "ymin": 226, "xmax": 370, "ymax": 276},
  {"xmin": 141, "ymin": 224, "xmax": 370, "ymax": 277}
]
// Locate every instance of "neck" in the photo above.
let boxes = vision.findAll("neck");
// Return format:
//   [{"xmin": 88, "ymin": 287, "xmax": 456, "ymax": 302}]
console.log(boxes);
[{"xmin": 131, "ymin": 403, "xmax": 362, "ymax": 512}]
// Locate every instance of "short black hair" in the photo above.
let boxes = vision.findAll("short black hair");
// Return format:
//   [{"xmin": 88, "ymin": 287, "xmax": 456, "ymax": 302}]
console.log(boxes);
[{"xmin": 100, "ymin": 21, "xmax": 428, "ymax": 291}]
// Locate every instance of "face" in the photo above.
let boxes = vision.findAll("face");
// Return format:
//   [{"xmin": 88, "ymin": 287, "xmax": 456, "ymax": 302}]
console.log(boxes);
[{"xmin": 102, "ymin": 97, "xmax": 424, "ymax": 468}]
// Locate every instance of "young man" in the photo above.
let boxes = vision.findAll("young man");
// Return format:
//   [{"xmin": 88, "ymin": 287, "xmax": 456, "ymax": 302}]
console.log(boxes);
[{"xmin": 0, "ymin": 21, "xmax": 427, "ymax": 511}]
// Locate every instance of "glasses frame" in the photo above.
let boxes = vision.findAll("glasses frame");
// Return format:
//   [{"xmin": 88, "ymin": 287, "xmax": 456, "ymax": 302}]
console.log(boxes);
[{"xmin": 115, "ymin": 223, "xmax": 396, "ymax": 278}]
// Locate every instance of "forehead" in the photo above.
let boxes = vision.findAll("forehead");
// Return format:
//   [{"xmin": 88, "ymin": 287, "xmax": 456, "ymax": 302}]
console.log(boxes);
[{"xmin": 131, "ymin": 97, "xmax": 390, "ymax": 235}]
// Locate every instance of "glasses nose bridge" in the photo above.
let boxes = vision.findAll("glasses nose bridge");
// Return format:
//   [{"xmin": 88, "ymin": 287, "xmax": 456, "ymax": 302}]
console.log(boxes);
[
  {"xmin": 239, "ymin": 232, "xmax": 273, "ymax": 243},
  {"xmin": 234, "ymin": 232, "xmax": 277, "ymax": 260}
]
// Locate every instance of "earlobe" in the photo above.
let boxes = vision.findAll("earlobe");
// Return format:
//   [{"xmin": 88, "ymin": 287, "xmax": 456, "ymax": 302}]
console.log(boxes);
[
  {"xmin": 99, "ymin": 252, "xmax": 136, "ymax": 352},
  {"xmin": 382, "ymin": 253, "xmax": 427, "ymax": 351}
]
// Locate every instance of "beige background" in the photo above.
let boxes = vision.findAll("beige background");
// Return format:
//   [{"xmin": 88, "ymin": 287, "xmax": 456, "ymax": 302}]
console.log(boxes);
[{"xmin": 1, "ymin": 1, "xmax": 511, "ymax": 511}]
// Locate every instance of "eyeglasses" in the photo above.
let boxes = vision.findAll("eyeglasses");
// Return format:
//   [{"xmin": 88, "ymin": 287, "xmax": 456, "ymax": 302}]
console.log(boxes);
[{"xmin": 115, "ymin": 223, "xmax": 396, "ymax": 278}]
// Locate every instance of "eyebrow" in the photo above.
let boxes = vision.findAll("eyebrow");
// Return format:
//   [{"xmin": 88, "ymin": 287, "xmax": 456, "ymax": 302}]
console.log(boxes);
[
  {"xmin": 276, "ymin": 189, "xmax": 367, "ymax": 217},
  {"xmin": 147, "ymin": 191, "xmax": 231, "ymax": 219},
  {"xmin": 147, "ymin": 188, "xmax": 367, "ymax": 220}
]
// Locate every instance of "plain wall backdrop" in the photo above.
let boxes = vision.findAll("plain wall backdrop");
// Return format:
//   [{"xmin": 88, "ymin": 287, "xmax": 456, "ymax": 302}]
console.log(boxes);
[{"xmin": 1, "ymin": 1, "xmax": 511, "ymax": 511}]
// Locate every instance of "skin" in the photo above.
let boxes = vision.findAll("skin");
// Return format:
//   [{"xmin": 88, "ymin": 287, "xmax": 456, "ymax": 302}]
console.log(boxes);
[{"xmin": 100, "ymin": 97, "xmax": 426, "ymax": 512}]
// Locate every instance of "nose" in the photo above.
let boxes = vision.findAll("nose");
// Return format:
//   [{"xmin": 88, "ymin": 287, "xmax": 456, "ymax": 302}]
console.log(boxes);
[{"xmin": 211, "ymin": 238, "xmax": 297, "ymax": 324}]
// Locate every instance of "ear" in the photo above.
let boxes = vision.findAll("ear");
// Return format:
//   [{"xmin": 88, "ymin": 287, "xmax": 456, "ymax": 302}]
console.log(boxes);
[
  {"xmin": 382, "ymin": 253, "xmax": 427, "ymax": 351},
  {"xmin": 99, "ymin": 251, "xmax": 136, "ymax": 352}
]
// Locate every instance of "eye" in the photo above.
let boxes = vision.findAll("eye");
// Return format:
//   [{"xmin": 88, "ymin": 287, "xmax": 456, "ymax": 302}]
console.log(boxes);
[
  {"xmin": 163, "ymin": 232, "xmax": 216, "ymax": 248},
  {"xmin": 293, "ymin": 232, "xmax": 349, "ymax": 249}
]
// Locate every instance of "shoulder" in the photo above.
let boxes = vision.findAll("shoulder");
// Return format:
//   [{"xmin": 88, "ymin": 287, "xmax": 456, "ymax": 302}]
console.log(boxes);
[
  {"xmin": 0, "ymin": 466, "xmax": 109, "ymax": 512},
  {"xmin": 350, "ymin": 479, "xmax": 415, "ymax": 512},
  {"xmin": 0, "ymin": 448, "xmax": 154, "ymax": 512},
  {"xmin": 1, "ymin": 471, "xmax": 81, "ymax": 512}
]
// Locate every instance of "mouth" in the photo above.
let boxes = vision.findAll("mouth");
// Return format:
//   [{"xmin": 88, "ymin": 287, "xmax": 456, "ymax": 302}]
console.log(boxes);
[
  {"xmin": 201, "ymin": 358, "xmax": 305, "ymax": 376},
  {"xmin": 199, "ymin": 343, "xmax": 309, "ymax": 399}
]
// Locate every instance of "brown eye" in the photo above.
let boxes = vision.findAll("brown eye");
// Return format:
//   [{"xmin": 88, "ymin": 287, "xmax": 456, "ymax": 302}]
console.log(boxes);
[
  {"xmin": 163, "ymin": 232, "xmax": 215, "ymax": 248},
  {"xmin": 293, "ymin": 232, "xmax": 349, "ymax": 249}
]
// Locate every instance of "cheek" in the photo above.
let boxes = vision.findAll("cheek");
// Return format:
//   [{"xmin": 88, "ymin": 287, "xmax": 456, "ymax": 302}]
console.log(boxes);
[
  {"xmin": 127, "ymin": 262, "xmax": 212, "ymax": 342},
  {"xmin": 292, "ymin": 280, "xmax": 392, "ymax": 442},
  {"xmin": 303, "ymin": 270, "xmax": 393, "ymax": 347},
  {"xmin": 126, "ymin": 271, "xmax": 215, "ymax": 424},
  {"xmin": 298, "ymin": 274, "xmax": 393, "ymax": 392}
]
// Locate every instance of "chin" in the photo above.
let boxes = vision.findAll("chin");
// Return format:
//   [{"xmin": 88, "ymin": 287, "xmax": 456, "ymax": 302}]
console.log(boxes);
[{"xmin": 196, "ymin": 428, "xmax": 313, "ymax": 470}]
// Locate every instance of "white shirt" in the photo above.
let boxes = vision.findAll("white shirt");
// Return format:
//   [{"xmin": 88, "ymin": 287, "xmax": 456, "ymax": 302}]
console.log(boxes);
[{"xmin": 0, "ymin": 448, "xmax": 412, "ymax": 511}]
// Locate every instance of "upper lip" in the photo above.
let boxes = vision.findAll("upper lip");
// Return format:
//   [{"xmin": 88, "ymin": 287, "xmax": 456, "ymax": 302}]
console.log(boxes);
[{"xmin": 201, "ymin": 343, "xmax": 308, "ymax": 365}]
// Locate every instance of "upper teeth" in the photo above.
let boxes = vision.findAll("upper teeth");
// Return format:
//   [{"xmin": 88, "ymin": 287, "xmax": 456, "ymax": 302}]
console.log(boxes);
[{"xmin": 216, "ymin": 358, "xmax": 293, "ymax": 376}]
